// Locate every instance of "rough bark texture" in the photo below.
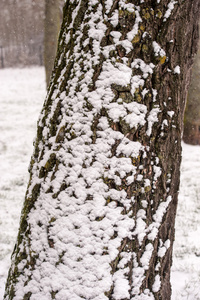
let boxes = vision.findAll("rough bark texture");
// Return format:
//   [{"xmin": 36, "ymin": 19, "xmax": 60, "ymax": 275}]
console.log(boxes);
[
  {"xmin": 4, "ymin": 1, "xmax": 200, "ymax": 300},
  {"xmin": 183, "ymin": 22, "xmax": 200, "ymax": 145},
  {"xmin": 44, "ymin": 0, "xmax": 61, "ymax": 87}
]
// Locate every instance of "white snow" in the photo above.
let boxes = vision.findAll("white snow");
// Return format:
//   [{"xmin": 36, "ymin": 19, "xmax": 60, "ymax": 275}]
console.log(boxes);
[
  {"xmin": 131, "ymin": 75, "xmax": 145, "ymax": 95},
  {"xmin": 167, "ymin": 111, "xmax": 175, "ymax": 118},
  {"xmin": 152, "ymin": 41, "xmax": 166, "ymax": 58},
  {"xmin": 126, "ymin": 8, "xmax": 142, "ymax": 42},
  {"xmin": 152, "ymin": 275, "xmax": 161, "ymax": 293},
  {"xmin": 131, "ymin": 59, "xmax": 155, "ymax": 79},
  {"xmin": 163, "ymin": 1, "xmax": 177, "ymax": 21},
  {"xmin": 174, "ymin": 66, "xmax": 181, "ymax": 74},
  {"xmin": 146, "ymin": 107, "xmax": 160, "ymax": 136},
  {"xmin": 0, "ymin": 68, "xmax": 200, "ymax": 299},
  {"xmin": 109, "ymin": 10, "xmax": 119, "ymax": 27},
  {"xmin": 140, "ymin": 243, "xmax": 154, "ymax": 269}
]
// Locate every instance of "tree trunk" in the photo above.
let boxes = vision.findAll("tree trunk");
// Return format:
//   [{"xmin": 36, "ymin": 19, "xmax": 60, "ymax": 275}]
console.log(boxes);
[
  {"xmin": 44, "ymin": 0, "xmax": 61, "ymax": 87},
  {"xmin": 4, "ymin": 1, "xmax": 200, "ymax": 299},
  {"xmin": 183, "ymin": 22, "xmax": 200, "ymax": 145}
]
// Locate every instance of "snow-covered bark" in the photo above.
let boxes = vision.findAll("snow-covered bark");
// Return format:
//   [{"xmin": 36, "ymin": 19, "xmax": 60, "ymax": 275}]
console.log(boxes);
[{"xmin": 4, "ymin": 1, "xmax": 200, "ymax": 299}]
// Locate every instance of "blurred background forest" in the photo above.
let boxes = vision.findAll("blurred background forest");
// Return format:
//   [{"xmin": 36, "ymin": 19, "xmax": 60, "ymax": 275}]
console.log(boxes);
[{"xmin": 0, "ymin": 0, "xmax": 64, "ymax": 75}]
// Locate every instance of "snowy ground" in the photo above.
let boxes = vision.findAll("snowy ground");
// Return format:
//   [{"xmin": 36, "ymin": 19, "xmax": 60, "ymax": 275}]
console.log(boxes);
[
  {"xmin": 171, "ymin": 143, "xmax": 200, "ymax": 299},
  {"xmin": 0, "ymin": 67, "xmax": 45, "ymax": 298},
  {"xmin": 0, "ymin": 67, "xmax": 200, "ymax": 299}
]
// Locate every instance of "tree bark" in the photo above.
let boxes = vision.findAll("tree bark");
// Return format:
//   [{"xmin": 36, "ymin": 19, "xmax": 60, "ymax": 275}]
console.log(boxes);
[
  {"xmin": 44, "ymin": 0, "xmax": 61, "ymax": 87},
  {"xmin": 4, "ymin": 1, "xmax": 200, "ymax": 299}
]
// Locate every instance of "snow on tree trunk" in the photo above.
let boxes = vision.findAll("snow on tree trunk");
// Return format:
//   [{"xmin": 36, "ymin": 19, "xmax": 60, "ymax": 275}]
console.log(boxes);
[{"xmin": 4, "ymin": 1, "xmax": 200, "ymax": 299}]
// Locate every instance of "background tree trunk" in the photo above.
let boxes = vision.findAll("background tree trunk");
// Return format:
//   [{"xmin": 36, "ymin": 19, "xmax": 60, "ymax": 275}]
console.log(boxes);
[
  {"xmin": 44, "ymin": 0, "xmax": 61, "ymax": 87},
  {"xmin": 0, "ymin": 1, "xmax": 44, "ymax": 67},
  {"xmin": 4, "ymin": 1, "xmax": 200, "ymax": 299},
  {"xmin": 183, "ymin": 22, "xmax": 200, "ymax": 145}
]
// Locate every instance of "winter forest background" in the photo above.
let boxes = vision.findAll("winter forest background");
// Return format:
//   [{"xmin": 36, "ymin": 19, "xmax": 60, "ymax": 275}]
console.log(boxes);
[
  {"xmin": 0, "ymin": 1, "xmax": 200, "ymax": 299},
  {"xmin": 0, "ymin": 0, "xmax": 44, "ymax": 67}
]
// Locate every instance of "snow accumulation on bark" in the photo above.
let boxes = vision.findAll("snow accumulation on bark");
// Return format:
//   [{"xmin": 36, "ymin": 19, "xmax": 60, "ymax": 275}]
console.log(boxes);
[{"xmin": 4, "ymin": 0, "xmax": 199, "ymax": 300}]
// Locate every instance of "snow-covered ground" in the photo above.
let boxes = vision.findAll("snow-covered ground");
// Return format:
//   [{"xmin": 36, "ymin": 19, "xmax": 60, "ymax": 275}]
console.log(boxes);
[
  {"xmin": 171, "ymin": 143, "xmax": 200, "ymax": 299},
  {"xmin": 0, "ymin": 67, "xmax": 200, "ymax": 299},
  {"xmin": 0, "ymin": 67, "xmax": 46, "ymax": 298}
]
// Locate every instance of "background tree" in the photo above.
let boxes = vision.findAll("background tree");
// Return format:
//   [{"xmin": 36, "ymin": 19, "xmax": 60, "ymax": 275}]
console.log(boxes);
[
  {"xmin": 0, "ymin": 0, "xmax": 44, "ymax": 67},
  {"xmin": 44, "ymin": 0, "xmax": 62, "ymax": 87},
  {"xmin": 183, "ymin": 23, "xmax": 200, "ymax": 145},
  {"xmin": 0, "ymin": 0, "xmax": 64, "ymax": 68},
  {"xmin": 4, "ymin": 1, "xmax": 200, "ymax": 299}
]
